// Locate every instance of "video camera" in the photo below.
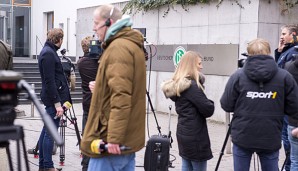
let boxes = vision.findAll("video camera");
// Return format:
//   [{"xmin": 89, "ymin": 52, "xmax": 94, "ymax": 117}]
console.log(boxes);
[
  {"xmin": 238, "ymin": 53, "xmax": 248, "ymax": 68},
  {"xmin": 0, "ymin": 71, "xmax": 21, "ymax": 125},
  {"xmin": 60, "ymin": 48, "xmax": 66, "ymax": 56},
  {"xmin": 89, "ymin": 39, "xmax": 103, "ymax": 59},
  {"xmin": 0, "ymin": 70, "xmax": 63, "ymax": 145}
]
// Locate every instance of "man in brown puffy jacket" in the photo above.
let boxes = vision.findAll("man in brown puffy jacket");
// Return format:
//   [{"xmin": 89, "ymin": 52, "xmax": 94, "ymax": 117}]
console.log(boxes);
[{"xmin": 80, "ymin": 4, "xmax": 146, "ymax": 171}]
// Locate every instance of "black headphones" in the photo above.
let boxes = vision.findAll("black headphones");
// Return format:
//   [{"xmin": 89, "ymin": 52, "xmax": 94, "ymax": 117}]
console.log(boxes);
[{"xmin": 105, "ymin": 7, "xmax": 114, "ymax": 27}]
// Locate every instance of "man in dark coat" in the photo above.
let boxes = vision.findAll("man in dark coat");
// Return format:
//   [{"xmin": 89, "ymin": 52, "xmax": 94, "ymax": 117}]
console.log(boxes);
[
  {"xmin": 37, "ymin": 28, "xmax": 71, "ymax": 171},
  {"xmin": 274, "ymin": 24, "xmax": 298, "ymax": 171},
  {"xmin": 221, "ymin": 38, "xmax": 298, "ymax": 171},
  {"xmin": 285, "ymin": 45, "xmax": 298, "ymax": 171}
]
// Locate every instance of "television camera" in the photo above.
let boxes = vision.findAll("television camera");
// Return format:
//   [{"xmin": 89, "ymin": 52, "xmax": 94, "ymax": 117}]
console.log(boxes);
[{"xmin": 0, "ymin": 70, "xmax": 63, "ymax": 171}]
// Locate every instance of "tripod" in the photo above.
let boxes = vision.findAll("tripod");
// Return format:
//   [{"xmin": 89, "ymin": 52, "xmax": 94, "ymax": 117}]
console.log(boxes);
[
  {"xmin": 0, "ymin": 125, "xmax": 30, "ymax": 171},
  {"xmin": 59, "ymin": 107, "xmax": 81, "ymax": 166}
]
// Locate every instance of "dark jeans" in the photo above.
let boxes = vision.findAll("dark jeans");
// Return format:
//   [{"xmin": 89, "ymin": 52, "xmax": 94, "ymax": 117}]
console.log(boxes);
[
  {"xmin": 38, "ymin": 106, "xmax": 60, "ymax": 169},
  {"xmin": 282, "ymin": 116, "xmax": 291, "ymax": 171},
  {"xmin": 233, "ymin": 144, "xmax": 279, "ymax": 171}
]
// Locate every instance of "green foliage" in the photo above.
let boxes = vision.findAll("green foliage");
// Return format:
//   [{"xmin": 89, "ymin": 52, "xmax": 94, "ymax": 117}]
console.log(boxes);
[{"xmin": 122, "ymin": 0, "xmax": 298, "ymax": 17}]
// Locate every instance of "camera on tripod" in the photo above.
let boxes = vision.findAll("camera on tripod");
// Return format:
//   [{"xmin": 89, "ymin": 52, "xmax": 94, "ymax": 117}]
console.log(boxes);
[
  {"xmin": 0, "ymin": 70, "xmax": 63, "ymax": 171},
  {"xmin": 0, "ymin": 71, "xmax": 22, "ymax": 125},
  {"xmin": 238, "ymin": 53, "xmax": 248, "ymax": 68},
  {"xmin": 89, "ymin": 39, "xmax": 103, "ymax": 59}
]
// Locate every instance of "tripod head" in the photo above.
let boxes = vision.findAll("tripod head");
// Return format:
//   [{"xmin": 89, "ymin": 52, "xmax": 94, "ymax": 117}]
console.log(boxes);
[{"xmin": 0, "ymin": 70, "xmax": 63, "ymax": 146}]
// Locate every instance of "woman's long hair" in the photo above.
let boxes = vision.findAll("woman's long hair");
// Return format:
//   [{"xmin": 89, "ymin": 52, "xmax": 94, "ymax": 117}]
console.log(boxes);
[{"xmin": 172, "ymin": 51, "xmax": 204, "ymax": 96}]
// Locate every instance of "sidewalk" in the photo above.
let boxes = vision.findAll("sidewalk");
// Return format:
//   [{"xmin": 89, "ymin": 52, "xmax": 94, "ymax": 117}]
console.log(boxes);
[{"xmin": 7, "ymin": 103, "xmax": 286, "ymax": 171}]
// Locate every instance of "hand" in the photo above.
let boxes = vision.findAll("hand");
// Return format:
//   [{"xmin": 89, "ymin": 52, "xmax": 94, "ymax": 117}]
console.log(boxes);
[
  {"xmin": 55, "ymin": 106, "xmax": 64, "ymax": 118},
  {"xmin": 278, "ymin": 39, "xmax": 285, "ymax": 52},
  {"xmin": 89, "ymin": 81, "xmax": 96, "ymax": 93},
  {"xmin": 292, "ymin": 127, "xmax": 298, "ymax": 138},
  {"xmin": 107, "ymin": 143, "xmax": 121, "ymax": 154}
]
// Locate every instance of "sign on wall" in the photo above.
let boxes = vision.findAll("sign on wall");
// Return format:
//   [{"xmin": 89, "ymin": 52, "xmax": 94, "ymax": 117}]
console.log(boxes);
[{"xmin": 145, "ymin": 44, "xmax": 239, "ymax": 76}]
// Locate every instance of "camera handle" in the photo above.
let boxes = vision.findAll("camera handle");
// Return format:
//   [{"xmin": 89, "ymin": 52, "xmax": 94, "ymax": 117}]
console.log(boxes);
[{"xmin": 18, "ymin": 80, "xmax": 64, "ymax": 146}]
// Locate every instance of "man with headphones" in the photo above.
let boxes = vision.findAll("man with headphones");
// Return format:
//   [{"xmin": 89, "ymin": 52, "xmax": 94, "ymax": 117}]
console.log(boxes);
[{"xmin": 80, "ymin": 4, "xmax": 146, "ymax": 171}]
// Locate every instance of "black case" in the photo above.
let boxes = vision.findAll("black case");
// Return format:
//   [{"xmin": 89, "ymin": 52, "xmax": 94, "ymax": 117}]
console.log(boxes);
[{"xmin": 144, "ymin": 134, "xmax": 170, "ymax": 171}]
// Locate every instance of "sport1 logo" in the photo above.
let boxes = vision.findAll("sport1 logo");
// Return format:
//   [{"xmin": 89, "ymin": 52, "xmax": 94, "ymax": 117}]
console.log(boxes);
[{"xmin": 173, "ymin": 46, "xmax": 186, "ymax": 68}]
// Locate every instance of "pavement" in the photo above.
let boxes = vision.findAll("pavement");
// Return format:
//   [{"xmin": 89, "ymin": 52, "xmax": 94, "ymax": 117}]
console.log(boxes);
[{"xmin": 3, "ymin": 103, "xmax": 287, "ymax": 171}]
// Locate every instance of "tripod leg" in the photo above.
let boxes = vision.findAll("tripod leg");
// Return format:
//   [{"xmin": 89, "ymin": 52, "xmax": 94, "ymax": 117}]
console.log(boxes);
[
  {"xmin": 17, "ymin": 140, "xmax": 21, "ymax": 171},
  {"xmin": 21, "ymin": 137, "xmax": 30, "ymax": 171},
  {"xmin": 59, "ymin": 119, "xmax": 66, "ymax": 166},
  {"xmin": 215, "ymin": 124, "xmax": 231, "ymax": 171},
  {"xmin": 5, "ymin": 142, "xmax": 14, "ymax": 171}
]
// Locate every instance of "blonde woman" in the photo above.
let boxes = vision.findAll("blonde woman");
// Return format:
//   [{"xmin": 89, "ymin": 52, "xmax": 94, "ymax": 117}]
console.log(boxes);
[{"xmin": 161, "ymin": 51, "xmax": 214, "ymax": 171}]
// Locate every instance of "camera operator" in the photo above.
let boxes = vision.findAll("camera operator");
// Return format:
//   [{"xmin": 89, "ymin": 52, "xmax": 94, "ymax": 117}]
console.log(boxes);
[
  {"xmin": 37, "ymin": 28, "xmax": 71, "ymax": 171},
  {"xmin": 274, "ymin": 24, "xmax": 298, "ymax": 171},
  {"xmin": 221, "ymin": 38, "xmax": 298, "ymax": 171},
  {"xmin": 77, "ymin": 36, "xmax": 100, "ymax": 171},
  {"xmin": 80, "ymin": 4, "xmax": 146, "ymax": 170}
]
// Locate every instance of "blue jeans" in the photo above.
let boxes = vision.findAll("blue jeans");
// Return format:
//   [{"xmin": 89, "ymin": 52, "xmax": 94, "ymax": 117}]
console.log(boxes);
[
  {"xmin": 233, "ymin": 144, "xmax": 279, "ymax": 171},
  {"xmin": 181, "ymin": 157, "xmax": 207, "ymax": 171},
  {"xmin": 282, "ymin": 116, "xmax": 291, "ymax": 171},
  {"xmin": 288, "ymin": 125, "xmax": 298, "ymax": 171},
  {"xmin": 38, "ymin": 106, "xmax": 60, "ymax": 169},
  {"xmin": 87, "ymin": 153, "xmax": 135, "ymax": 171}
]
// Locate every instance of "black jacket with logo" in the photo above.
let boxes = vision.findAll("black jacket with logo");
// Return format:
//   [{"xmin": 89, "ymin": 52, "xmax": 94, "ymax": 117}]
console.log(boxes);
[{"xmin": 221, "ymin": 55, "xmax": 298, "ymax": 151}]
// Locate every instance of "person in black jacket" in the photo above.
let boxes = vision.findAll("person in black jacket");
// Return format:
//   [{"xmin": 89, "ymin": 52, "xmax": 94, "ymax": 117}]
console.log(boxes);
[
  {"xmin": 221, "ymin": 38, "xmax": 298, "ymax": 171},
  {"xmin": 37, "ymin": 28, "xmax": 71, "ymax": 171},
  {"xmin": 285, "ymin": 46, "xmax": 298, "ymax": 171},
  {"xmin": 274, "ymin": 24, "xmax": 298, "ymax": 171},
  {"xmin": 161, "ymin": 51, "xmax": 214, "ymax": 171},
  {"xmin": 77, "ymin": 36, "xmax": 100, "ymax": 171}
]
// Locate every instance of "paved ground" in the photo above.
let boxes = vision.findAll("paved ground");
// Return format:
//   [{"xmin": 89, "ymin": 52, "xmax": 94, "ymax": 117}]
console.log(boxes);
[{"xmin": 2, "ymin": 103, "xmax": 287, "ymax": 171}]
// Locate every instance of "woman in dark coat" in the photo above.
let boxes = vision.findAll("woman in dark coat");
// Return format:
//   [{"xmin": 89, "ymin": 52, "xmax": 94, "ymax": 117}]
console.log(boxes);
[{"xmin": 161, "ymin": 51, "xmax": 214, "ymax": 171}]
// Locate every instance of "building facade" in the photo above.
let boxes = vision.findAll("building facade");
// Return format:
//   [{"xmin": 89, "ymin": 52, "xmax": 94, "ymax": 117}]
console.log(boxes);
[
  {"xmin": 24, "ymin": 0, "xmax": 298, "ymax": 122},
  {"xmin": 0, "ymin": 0, "xmax": 31, "ymax": 57}
]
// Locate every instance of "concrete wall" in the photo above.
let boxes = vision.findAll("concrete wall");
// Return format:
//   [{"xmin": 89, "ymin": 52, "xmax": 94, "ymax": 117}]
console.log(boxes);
[
  {"xmin": 31, "ymin": 0, "xmax": 127, "ymax": 58},
  {"xmin": 33, "ymin": 0, "xmax": 298, "ymax": 122}
]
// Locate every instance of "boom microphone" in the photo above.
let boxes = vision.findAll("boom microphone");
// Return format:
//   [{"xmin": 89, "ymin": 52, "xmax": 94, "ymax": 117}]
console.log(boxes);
[{"xmin": 17, "ymin": 79, "xmax": 64, "ymax": 146}]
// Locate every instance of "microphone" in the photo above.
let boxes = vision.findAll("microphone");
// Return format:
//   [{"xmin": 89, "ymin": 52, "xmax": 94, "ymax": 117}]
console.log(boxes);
[
  {"xmin": 100, "ymin": 144, "xmax": 131, "ymax": 152},
  {"xmin": 90, "ymin": 139, "xmax": 131, "ymax": 154},
  {"xmin": 54, "ymin": 101, "xmax": 72, "ymax": 119}
]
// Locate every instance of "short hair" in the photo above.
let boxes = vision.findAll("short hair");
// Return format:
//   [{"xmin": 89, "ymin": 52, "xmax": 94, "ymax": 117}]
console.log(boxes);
[
  {"xmin": 94, "ymin": 5, "xmax": 122, "ymax": 22},
  {"xmin": 47, "ymin": 28, "xmax": 64, "ymax": 44},
  {"xmin": 281, "ymin": 24, "xmax": 298, "ymax": 35},
  {"xmin": 247, "ymin": 38, "xmax": 271, "ymax": 56},
  {"xmin": 81, "ymin": 36, "xmax": 92, "ymax": 53}
]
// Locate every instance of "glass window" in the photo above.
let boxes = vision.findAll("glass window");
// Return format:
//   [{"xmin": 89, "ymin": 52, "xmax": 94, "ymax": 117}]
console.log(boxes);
[
  {"xmin": 0, "ymin": 0, "xmax": 11, "ymax": 4},
  {"xmin": 13, "ymin": 0, "xmax": 31, "ymax": 6}
]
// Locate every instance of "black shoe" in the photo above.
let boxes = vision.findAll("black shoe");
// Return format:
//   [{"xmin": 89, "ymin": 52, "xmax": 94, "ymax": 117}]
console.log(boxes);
[{"xmin": 27, "ymin": 143, "xmax": 57, "ymax": 155}]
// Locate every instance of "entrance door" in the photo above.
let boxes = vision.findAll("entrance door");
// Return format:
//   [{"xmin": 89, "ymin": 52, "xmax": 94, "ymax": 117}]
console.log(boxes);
[
  {"xmin": 15, "ymin": 16, "xmax": 24, "ymax": 56},
  {"xmin": 0, "ymin": 15, "xmax": 4, "ymax": 41}
]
